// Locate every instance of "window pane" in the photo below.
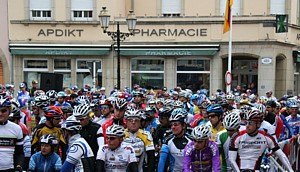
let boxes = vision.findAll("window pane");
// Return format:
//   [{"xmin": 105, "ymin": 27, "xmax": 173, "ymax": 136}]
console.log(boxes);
[
  {"xmin": 177, "ymin": 60, "xmax": 210, "ymax": 71},
  {"xmin": 56, "ymin": 72, "xmax": 71, "ymax": 88},
  {"xmin": 132, "ymin": 73, "xmax": 164, "ymax": 89},
  {"xmin": 84, "ymin": 11, "xmax": 93, "ymax": 17},
  {"xmin": 24, "ymin": 60, "xmax": 48, "ymax": 68},
  {"xmin": 131, "ymin": 59, "xmax": 164, "ymax": 71},
  {"xmin": 24, "ymin": 72, "xmax": 41, "ymax": 88},
  {"xmin": 54, "ymin": 59, "xmax": 71, "ymax": 70},
  {"xmin": 73, "ymin": 11, "xmax": 82, "ymax": 17},
  {"xmin": 177, "ymin": 73, "xmax": 210, "ymax": 91}
]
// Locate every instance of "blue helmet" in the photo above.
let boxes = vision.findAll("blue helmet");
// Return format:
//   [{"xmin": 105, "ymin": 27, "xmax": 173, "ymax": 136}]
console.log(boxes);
[
  {"xmin": 191, "ymin": 94, "xmax": 199, "ymax": 101},
  {"xmin": 207, "ymin": 104, "xmax": 224, "ymax": 114}
]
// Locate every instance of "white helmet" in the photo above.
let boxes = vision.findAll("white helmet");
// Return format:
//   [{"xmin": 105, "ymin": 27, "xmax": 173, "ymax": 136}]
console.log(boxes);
[
  {"xmin": 223, "ymin": 111, "xmax": 241, "ymax": 130},
  {"xmin": 106, "ymin": 125, "xmax": 125, "ymax": 137},
  {"xmin": 226, "ymin": 94, "xmax": 235, "ymax": 100},
  {"xmin": 73, "ymin": 104, "xmax": 91, "ymax": 118},
  {"xmin": 124, "ymin": 109, "xmax": 142, "ymax": 119},
  {"xmin": 61, "ymin": 115, "xmax": 81, "ymax": 131},
  {"xmin": 191, "ymin": 125, "xmax": 211, "ymax": 140}
]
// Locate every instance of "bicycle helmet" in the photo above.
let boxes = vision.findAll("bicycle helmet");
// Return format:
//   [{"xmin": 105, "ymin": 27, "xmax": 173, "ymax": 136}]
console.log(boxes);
[
  {"xmin": 191, "ymin": 125, "xmax": 211, "ymax": 140},
  {"xmin": 114, "ymin": 98, "xmax": 127, "ymax": 110},
  {"xmin": 207, "ymin": 104, "xmax": 224, "ymax": 114},
  {"xmin": 90, "ymin": 99, "xmax": 100, "ymax": 108},
  {"xmin": 226, "ymin": 94, "xmax": 235, "ymax": 100},
  {"xmin": 170, "ymin": 108, "xmax": 186, "ymax": 123},
  {"xmin": 289, "ymin": 101, "xmax": 298, "ymax": 108},
  {"xmin": 0, "ymin": 95, "xmax": 11, "ymax": 107},
  {"xmin": 191, "ymin": 94, "xmax": 199, "ymax": 101},
  {"xmin": 34, "ymin": 90, "xmax": 45, "ymax": 97},
  {"xmin": 60, "ymin": 106, "xmax": 73, "ymax": 114},
  {"xmin": 57, "ymin": 91, "xmax": 66, "ymax": 98},
  {"xmin": 259, "ymin": 96, "xmax": 268, "ymax": 104},
  {"xmin": 200, "ymin": 101, "xmax": 211, "ymax": 109},
  {"xmin": 163, "ymin": 99, "xmax": 174, "ymax": 108},
  {"xmin": 99, "ymin": 99, "xmax": 112, "ymax": 107},
  {"xmin": 132, "ymin": 90, "xmax": 143, "ymax": 97},
  {"xmin": 43, "ymin": 106, "xmax": 63, "ymax": 118},
  {"xmin": 35, "ymin": 95, "xmax": 49, "ymax": 107},
  {"xmin": 199, "ymin": 89, "xmax": 208, "ymax": 96},
  {"xmin": 248, "ymin": 94, "xmax": 256, "ymax": 102},
  {"xmin": 245, "ymin": 108, "xmax": 263, "ymax": 122},
  {"xmin": 240, "ymin": 105, "xmax": 252, "ymax": 115},
  {"xmin": 40, "ymin": 134, "xmax": 58, "ymax": 146},
  {"xmin": 158, "ymin": 106, "xmax": 173, "ymax": 117},
  {"xmin": 147, "ymin": 99, "xmax": 156, "ymax": 105},
  {"xmin": 265, "ymin": 100, "xmax": 276, "ymax": 108},
  {"xmin": 223, "ymin": 111, "xmax": 241, "ymax": 130},
  {"xmin": 209, "ymin": 95, "xmax": 216, "ymax": 101},
  {"xmin": 61, "ymin": 115, "xmax": 81, "ymax": 131},
  {"xmin": 124, "ymin": 108, "xmax": 141, "ymax": 119},
  {"xmin": 73, "ymin": 104, "xmax": 91, "ymax": 119},
  {"xmin": 76, "ymin": 95, "xmax": 90, "ymax": 104},
  {"xmin": 46, "ymin": 90, "xmax": 57, "ymax": 102},
  {"xmin": 11, "ymin": 100, "xmax": 20, "ymax": 115},
  {"xmin": 173, "ymin": 100, "xmax": 184, "ymax": 108},
  {"xmin": 143, "ymin": 106, "xmax": 156, "ymax": 120},
  {"xmin": 255, "ymin": 104, "xmax": 266, "ymax": 116},
  {"xmin": 106, "ymin": 125, "xmax": 125, "ymax": 137}
]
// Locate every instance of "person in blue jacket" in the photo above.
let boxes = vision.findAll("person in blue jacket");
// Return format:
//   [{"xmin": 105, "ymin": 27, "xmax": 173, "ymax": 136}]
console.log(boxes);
[{"xmin": 28, "ymin": 134, "xmax": 62, "ymax": 172}]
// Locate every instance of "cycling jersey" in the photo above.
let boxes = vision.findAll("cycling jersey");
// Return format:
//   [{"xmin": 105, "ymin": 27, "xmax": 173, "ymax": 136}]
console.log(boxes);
[
  {"xmin": 158, "ymin": 134, "xmax": 192, "ymax": 172},
  {"xmin": 28, "ymin": 151, "xmax": 62, "ymax": 172},
  {"xmin": 62, "ymin": 134, "xmax": 94, "ymax": 172},
  {"xmin": 99, "ymin": 118, "xmax": 127, "ymax": 145},
  {"xmin": 210, "ymin": 125, "xmax": 226, "ymax": 141},
  {"xmin": 123, "ymin": 129, "xmax": 155, "ymax": 172},
  {"xmin": 54, "ymin": 101, "xmax": 71, "ymax": 107},
  {"xmin": 96, "ymin": 144, "xmax": 137, "ymax": 172},
  {"xmin": 229, "ymin": 130, "xmax": 279, "ymax": 170},
  {"xmin": 0, "ymin": 121, "xmax": 24, "ymax": 170},
  {"xmin": 79, "ymin": 121, "xmax": 101, "ymax": 156},
  {"xmin": 285, "ymin": 114, "xmax": 300, "ymax": 135},
  {"xmin": 216, "ymin": 131, "xmax": 231, "ymax": 172},
  {"xmin": 183, "ymin": 140, "xmax": 221, "ymax": 172},
  {"xmin": 17, "ymin": 90, "xmax": 30, "ymax": 108}
]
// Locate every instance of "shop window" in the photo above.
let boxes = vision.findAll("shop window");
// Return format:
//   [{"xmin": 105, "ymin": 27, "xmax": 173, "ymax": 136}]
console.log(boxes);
[
  {"xmin": 30, "ymin": 0, "xmax": 52, "ymax": 20},
  {"xmin": 162, "ymin": 0, "xmax": 181, "ymax": 17},
  {"xmin": 270, "ymin": 0, "xmax": 285, "ymax": 14},
  {"xmin": 131, "ymin": 59, "xmax": 164, "ymax": 89},
  {"xmin": 177, "ymin": 59, "xmax": 210, "ymax": 91},
  {"xmin": 23, "ymin": 59, "xmax": 49, "ymax": 88},
  {"xmin": 219, "ymin": 0, "xmax": 241, "ymax": 16},
  {"xmin": 76, "ymin": 60, "xmax": 102, "ymax": 89},
  {"xmin": 71, "ymin": 0, "xmax": 93, "ymax": 21},
  {"xmin": 54, "ymin": 59, "xmax": 71, "ymax": 88}
]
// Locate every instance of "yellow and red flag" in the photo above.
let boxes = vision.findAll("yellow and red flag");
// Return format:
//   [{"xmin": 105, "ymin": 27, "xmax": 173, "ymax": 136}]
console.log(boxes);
[{"xmin": 223, "ymin": 0, "xmax": 233, "ymax": 33}]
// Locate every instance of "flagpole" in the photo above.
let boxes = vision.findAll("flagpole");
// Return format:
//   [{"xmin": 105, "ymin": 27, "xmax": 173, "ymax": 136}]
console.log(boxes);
[{"xmin": 226, "ymin": 4, "xmax": 233, "ymax": 94}]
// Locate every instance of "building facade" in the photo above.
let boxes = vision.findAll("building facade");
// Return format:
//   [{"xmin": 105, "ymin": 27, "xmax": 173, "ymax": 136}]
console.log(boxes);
[{"xmin": 7, "ymin": 0, "xmax": 300, "ymax": 97}]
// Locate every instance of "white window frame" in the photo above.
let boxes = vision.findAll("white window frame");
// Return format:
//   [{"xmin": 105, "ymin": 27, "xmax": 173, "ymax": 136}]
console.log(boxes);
[
  {"xmin": 30, "ymin": 0, "xmax": 52, "ymax": 20},
  {"xmin": 23, "ymin": 58, "xmax": 49, "ymax": 72},
  {"xmin": 71, "ymin": 0, "xmax": 93, "ymax": 21},
  {"xmin": 76, "ymin": 60, "xmax": 102, "ymax": 73},
  {"xmin": 53, "ymin": 59, "xmax": 72, "ymax": 73},
  {"xmin": 130, "ymin": 57, "xmax": 165, "ymax": 88}
]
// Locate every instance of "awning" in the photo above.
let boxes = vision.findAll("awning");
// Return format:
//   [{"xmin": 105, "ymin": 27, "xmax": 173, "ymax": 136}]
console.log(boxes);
[
  {"xmin": 114, "ymin": 44, "xmax": 220, "ymax": 56},
  {"xmin": 9, "ymin": 43, "xmax": 111, "ymax": 56}
]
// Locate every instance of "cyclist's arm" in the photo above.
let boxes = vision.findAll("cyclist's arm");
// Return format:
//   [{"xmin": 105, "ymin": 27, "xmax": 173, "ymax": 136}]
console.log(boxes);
[
  {"xmin": 211, "ymin": 143, "xmax": 221, "ymax": 172},
  {"xmin": 127, "ymin": 162, "xmax": 138, "ymax": 172},
  {"xmin": 28, "ymin": 155, "xmax": 36, "ymax": 171},
  {"xmin": 228, "ymin": 149, "xmax": 240, "ymax": 172},
  {"xmin": 95, "ymin": 160, "xmax": 106, "ymax": 172},
  {"xmin": 14, "ymin": 144, "xmax": 24, "ymax": 169},
  {"xmin": 146, "ymin": 150, "xmax": 155, "ymax": 172},
  {"xmin": 183, "ymin": 145, "xmax": 192, "ymax": 172},
  {"xmin": 158, "ymin": 144, "xmax": 169, "ymax": 172},
  {"xmin": 60, "ymin": 161, "xmax": 75, "ymax": 172},
  {"xmin": 274, "ymin": 149, "xmax": 294, "ymax": 172}
]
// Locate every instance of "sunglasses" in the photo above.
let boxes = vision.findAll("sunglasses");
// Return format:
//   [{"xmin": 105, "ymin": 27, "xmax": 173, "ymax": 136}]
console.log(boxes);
[
  {"xmin": 170, "ymin": 121, "xmax": 181, "ymax": 127},
  {"xmin": 0, "ymin": 109, "xmax": 8, "ymax": 113},
  {"xmin": 127, "ymin": 118, "xmax": 140, "ymax": 123},
  {"xmin": 100, "ymin": 106, "xmax": 109, "ymax": 110},
  {"xmin": 226, "ymin": 129, "xmax": 235, "ymax": 132},
  {"xmin": 208, "ymin": 114, "xmax": 219, "ymax": 118},
  {"xmin": 245, "ymin": 121, "xmax": 257, "ymax": 125},
  {"xmin": 106, "ymin": 136, "xmax": 118, "ymax": 141}
]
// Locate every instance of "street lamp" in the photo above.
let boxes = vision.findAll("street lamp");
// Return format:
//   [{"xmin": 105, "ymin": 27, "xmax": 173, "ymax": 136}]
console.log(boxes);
[{"xmin": 99, "ymin": 7, "xmax": 137, "ymax": 90}]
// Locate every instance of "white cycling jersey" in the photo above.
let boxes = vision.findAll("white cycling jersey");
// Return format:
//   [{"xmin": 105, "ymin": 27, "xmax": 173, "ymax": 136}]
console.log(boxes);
[
  {"xmin": 96, "ymin": 144, "xmax": 137, "ymax": 172},
  {"xmin": 229, "ymin": 130, "xmax": 278, "ymax": 170},
  {"xmin": 122, "ymin": 129, "xmax": 155, "ymax": 172},
  {"xmin": 65, "ymin": 134, "xmax": 94, "ymax": 172},
  {"xmin": 0, "ymin": 121, "xmax": 23, "ymax": 170}
]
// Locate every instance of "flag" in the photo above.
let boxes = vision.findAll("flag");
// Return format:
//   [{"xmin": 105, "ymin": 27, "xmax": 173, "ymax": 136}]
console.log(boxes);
[{"xmin": 223, "ymin": 0, "xmax": 233, "ymax": 33}]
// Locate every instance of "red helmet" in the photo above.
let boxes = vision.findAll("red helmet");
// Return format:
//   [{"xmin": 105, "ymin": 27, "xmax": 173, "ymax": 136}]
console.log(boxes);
[
  {"xmin": 99, "ymin": 99, "xmax": 112, "ymax": 107},
  {"xmin": 44, "ymin": 106, "xmax": 63, "ymax": 118}
]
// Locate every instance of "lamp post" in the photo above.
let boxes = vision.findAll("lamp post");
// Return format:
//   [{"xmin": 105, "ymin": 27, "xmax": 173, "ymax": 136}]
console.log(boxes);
[{"xmin": 99, "ymin": 7, "xmax": 137, "ymax": 90}]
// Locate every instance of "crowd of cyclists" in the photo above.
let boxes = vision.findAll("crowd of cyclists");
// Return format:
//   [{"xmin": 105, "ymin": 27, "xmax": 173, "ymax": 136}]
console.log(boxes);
[{"xmin": 0, "ymin": 80, "xmax": 299, "ymax": 171}]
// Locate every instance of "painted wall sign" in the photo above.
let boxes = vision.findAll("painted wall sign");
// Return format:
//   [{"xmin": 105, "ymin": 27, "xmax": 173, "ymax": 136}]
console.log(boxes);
[
  {"xmin": 261, "ymin": 57, "xmax": 272, "ymax": 64},
  {"xmin": 133, "ymin": 28, "xmax": 208, "ymax": 37},
  {"xmin": 37, "ymin": 29, "xmax": 84, "ymax": 37}
]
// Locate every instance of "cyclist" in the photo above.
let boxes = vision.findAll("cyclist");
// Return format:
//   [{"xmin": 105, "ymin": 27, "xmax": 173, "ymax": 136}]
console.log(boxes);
[
  {"xmin": 73, "ymin": 103, "xmax": 101, "ymax": 157},
  {"xmin": 285, "ymin": 101, "xmax": 300, "ymax": 135},
  {"xmin": 123, "ymin": 109, "xmax": 155, "ymax": 172},
  {"xmin": 229, "ymin": 107, "xmax": 294, "ymax": 171},
  {"xmin": 207, "ymin": 104, "xmax": 225, "ymax": 141},
  {"xmin": 61, "ymin": 115, "xmax": 95, "ymax": 172},
  {"xmin": 96, "ymin": 125, "xmax": 138, "ymax": 172},
  {"xmin": 28, "ymin": 134, "xmax": 62, "ymax": 172},
  {"xmin": 97, "ymin": 99, "xmax": 113, "ymax": 125},
  {"xmin": 216, "ymin": 111, "xmax": 241, "ymax": 172},
  {"xmin": 54, "ymin": 91, "xmax": 71, "ymax": 107},
  {"xmin": 183, "ymin": 125, "xmax": 221, "ymax": 172},
  {"xmin": 158, "ymin": 108, "xmax": 192, "ymax": 172}
]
